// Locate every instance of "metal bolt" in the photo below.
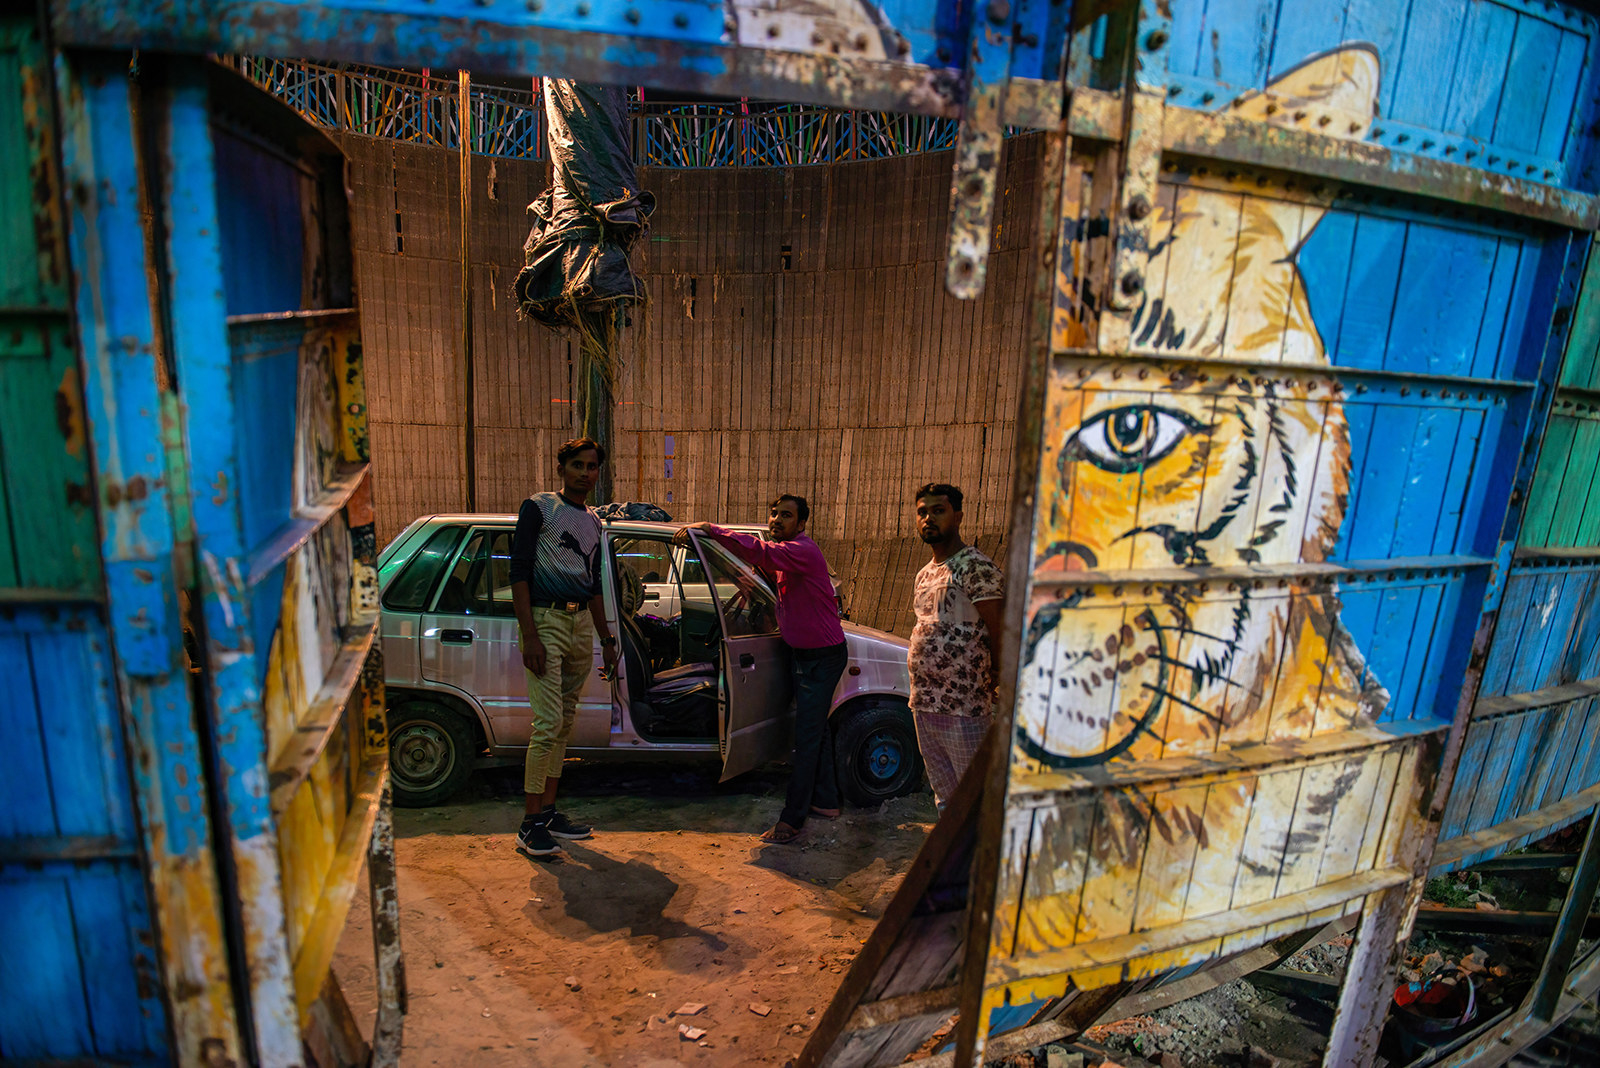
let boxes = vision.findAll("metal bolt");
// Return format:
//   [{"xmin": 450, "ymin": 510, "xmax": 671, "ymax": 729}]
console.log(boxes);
[
  {"xmin": 1200, "ymin": 91, "xmax": 1214, "ymax": 104},
  {"xmin": 1121, "ymin": 271, "xmax": 1144, "ymax": 296},
  {"xmin": 1168, "ymin": 84, "xmax": 1182, "ymax": 97},
  {"xmin": 1349, "ymin": 122, "xmax": 1362, "ymax": 133},
  {"xmin": 1126, "ymin": 194, "xmax": 1151, "ymax": 221},
  {"xmin": 1396, "ymin": 132, "xmax": 1409, "ymax": 143},
  {"xmin": 1318, "ymin": 114, "xmax": 1331, "ymax": 126},
  {"xmin": 767, "ymin": 22, "xmax": 780, "ymax": 37},
  {"xmin": 575, "ymin": 1, "xmax": 587, "ymax": 14},
  {"xmin": 1264, "ymin": 102, "xmax": 1278, "ymax": 115},
  {"xmin": 986, "ymin": 0, "xmax": 1010, "ymax": 24},
  {"xmin": 1145, "ymin": 29, "xmax": 1169, "ymax": 50},
  {"xmin": 854, "ymin": 31, "xmax": 869, "ymax": 50},
  {"xmin": 955, "ymin": 257, "xmax": 975, "ymax": 279},
  {"xmin": 625, "ymin": 6, "xmax": 639, "ymax": 21},
  {"xmin": 811, "ymin": 31, "xmax": 824, "ymax": 44},
  {"xmin": 963, "ymin": 175, "xmax": 985, "ymax": 200}
]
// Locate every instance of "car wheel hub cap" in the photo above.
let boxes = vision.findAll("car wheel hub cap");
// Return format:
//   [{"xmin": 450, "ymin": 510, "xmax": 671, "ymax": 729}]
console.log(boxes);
[
  {"xmin": 393, "ymin": 724, "xmax": 452, "ymax": 788},
  {"xmin": 866, "ymin": 733, "xmax": 901, "ymax": 781}
]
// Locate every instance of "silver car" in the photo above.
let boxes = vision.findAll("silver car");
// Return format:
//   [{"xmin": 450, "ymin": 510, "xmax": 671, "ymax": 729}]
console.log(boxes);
[{"xmin": 377, "ymin": 515, "xmax": 922, "ymax": 806}]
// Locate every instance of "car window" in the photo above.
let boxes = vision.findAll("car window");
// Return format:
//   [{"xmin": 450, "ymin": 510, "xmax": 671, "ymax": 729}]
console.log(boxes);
[
  {"xmin": 696, "ymin": 538, "xmax": 780, "ymax": 638},
  {"xmin": 381, "ymin": 525, "xmax": 465, "ymax": 611},
  {"xmin": 433, "ymin": 528, "xmax": 515, "ymax": 616}
]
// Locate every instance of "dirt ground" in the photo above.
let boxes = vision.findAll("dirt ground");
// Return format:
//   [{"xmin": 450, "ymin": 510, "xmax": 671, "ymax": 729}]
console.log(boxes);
[{"xmin": 333, "ymin": 759, "xmax": 937, "ymax": 1067}]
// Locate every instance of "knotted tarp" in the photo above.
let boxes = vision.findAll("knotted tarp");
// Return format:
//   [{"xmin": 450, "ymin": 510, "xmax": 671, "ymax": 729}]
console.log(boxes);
[{"xmin": 514, "ymin": 80, "xmax": 654, "ymax": 333}]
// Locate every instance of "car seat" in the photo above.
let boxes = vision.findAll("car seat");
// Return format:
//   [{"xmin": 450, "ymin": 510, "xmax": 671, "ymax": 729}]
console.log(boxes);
[{"xmin": 617, "ymin": 613, "xmax": 718, "ymax": 737}]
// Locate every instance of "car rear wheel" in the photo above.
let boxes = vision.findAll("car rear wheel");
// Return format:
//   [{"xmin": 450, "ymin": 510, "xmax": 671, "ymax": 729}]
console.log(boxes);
[
  {"xmin": 388, "ymin": 701, "xmax": 477, "ymax": 807},
  {"xmin": 834, "ymin": 699, "xmax": 923, "ymax": 807}
]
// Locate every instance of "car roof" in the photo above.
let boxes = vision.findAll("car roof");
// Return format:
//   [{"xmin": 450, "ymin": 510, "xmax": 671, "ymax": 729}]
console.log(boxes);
[{"xmin": 411, "ymin": 514, "xmax": 753, "ymax": 536}]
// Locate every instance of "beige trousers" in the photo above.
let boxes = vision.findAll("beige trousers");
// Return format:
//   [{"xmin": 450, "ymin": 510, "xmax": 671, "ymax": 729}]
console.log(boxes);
[{"xmin": 522, "ymin": 606, "xmax": 595, "ymax": 795}]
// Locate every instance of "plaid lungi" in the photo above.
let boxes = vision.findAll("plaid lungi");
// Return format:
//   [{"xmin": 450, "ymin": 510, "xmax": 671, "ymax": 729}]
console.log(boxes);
[{"xmin": 914, "ymin": 711, "xmax": 992, "ymax": 810}]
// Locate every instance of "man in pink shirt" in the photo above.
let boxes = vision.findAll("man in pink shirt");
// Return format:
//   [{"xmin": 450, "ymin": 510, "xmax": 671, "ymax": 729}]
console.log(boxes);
[{"xmin": 678, "ymin": 494, "xmax": 846, "ymax": 843}]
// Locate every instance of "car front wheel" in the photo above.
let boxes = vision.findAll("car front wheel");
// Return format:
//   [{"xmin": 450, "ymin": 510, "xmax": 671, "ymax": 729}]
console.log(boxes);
[
  {"xmin": 834, "ymin": 699, "xmax": 923, "ymax": 807},
  {"xmin": 388, "ymin": 701, "xmax": 477, "ymax": 807}
]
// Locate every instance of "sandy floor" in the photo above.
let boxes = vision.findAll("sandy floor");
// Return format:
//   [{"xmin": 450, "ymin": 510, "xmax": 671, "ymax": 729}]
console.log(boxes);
[{"xmin": 333, "ymin": 760, "xmax": 937, "ymax": 1067}]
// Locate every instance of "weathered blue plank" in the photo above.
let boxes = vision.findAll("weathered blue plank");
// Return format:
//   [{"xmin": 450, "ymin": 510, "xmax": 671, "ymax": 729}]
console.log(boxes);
[
  {"xmin": 1265, "ymin": 0, "xmax": 1347, "ymax": 85},
  {"xmin": 1396, "ymin": 229, "xmax": 1500, "ymax": 376},
  {"xmin": 1387, "ymin": 0, "xmax": 1466, "ymax": 130},
  {"xmin": 1531, "ymin": 570, "xmax": 1588, "ymax": 689},
  {"xmin": 1443, "ymin": 1, "xmax": 1517, "ymax": 143},
  {"xmin": 0, "ymin": 635, "xmax": 55, "ymax": 838},
  {"xmin": 0, "ymin": 875, "xmax": 94, "ymax": 1056},
  {"xmin": 68, "ymin": 866, "xmax": 150, "ymax": 1054},
  {"xmin": 1534, "ymin": 699, "xmax": 1588, "ymax": 812},
  {"xmin": 1346, "ymin": 403, "xmax": 1421, "ymax": 560},
  {"xmin": 1494, "ymin": 14, "xmax": 1562, "ymax": 156},
  {"xmin": 1480, "ymin": 569, "xmax": 1538, "ymax": 697},
  {"xmin": 1442, "ymin": 717, "xmax": 1496, "ymax": 840},
  {"xmin": 1496, "ymin": 233, "xmax": 1555, "ymax": 382},
  {"xmin": 1505, "ymin": 571, "xmax": 1560, "ymax": 695},
  {"xmin": 1296, "ymin": 208, "xmax": 1356, "ymax": 360},
  {"xmin": 1557, "ymin": 696, "xmax": 1600, "ymax": 802},
  {"xmin": 1195, "ymin": 0, "xmax": 1278, "ymax": 87},
  {"xmin": 1540, "ymin": 28, "xmax": 1590, "ymax": 165},
  {"xmin": 1322, "ymin": 214, "xmax": 1405, "ymax": 372},
  {"xmin": 233, "ymin": 323, "xmax": 302, "ymax": 551},
  {"xmin": 1433, "ymin": 408, "xmax": 1485, "ymax": 554},
  {"xmin": 1392, "ymin": 407, "xmax": 1459, "ymax": 556},
  {"xmin": 1395, "ymin": 581, "xmax": 1446, "ymax": 721},
  {"xmin": 32, "ymin": 629, "xmax": 135, "ymax": 838},
  {"xmin": 1368, "ymin": 585, "xmax": 1423, "ymax": 720},
  {"xmin": 1329, "ymin": 396, "xmax": 1375, "ymax": 562},
  {"xmin": 1467, "ymin": 713, "xmax": 1525, "ymax": 833},
  {"xmin": 1470, "ymin": 238, "xmax": 1523, "ymax": 380},
  {"xmin": 214, "ymin": 127, "xmax": 306, "ymax": 317},
  {"xmin": 1342, "ymin": 0, "xmax": 1409, "ymax": 113},
  {"xmin": 165, "ymin": 65, "xmax": 300, "ymax": 1064}
]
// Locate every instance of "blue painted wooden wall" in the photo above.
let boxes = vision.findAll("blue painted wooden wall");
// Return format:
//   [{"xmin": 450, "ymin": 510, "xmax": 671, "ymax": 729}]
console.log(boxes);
[{"xmin": 0, "ymin": 18, "xmax": 170, "ymax": 1061}]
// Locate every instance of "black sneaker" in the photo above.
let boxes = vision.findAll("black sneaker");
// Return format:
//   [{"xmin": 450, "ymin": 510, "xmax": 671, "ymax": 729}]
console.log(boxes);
[
  {"xmin": 516, "ymin": 820, "xmax": 560, "ymax": 857},
  {"xmin": 544, "ymin": 810, "xmax": 593, "ymax": 840}
]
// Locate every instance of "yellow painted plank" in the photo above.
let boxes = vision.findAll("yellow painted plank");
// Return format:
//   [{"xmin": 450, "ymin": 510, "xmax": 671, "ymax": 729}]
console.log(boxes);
[
  {"xmin": 1184, "ymin": 776, "xmax": 1257, "ymax": 919},
  {"xmin": 1232, "ymin": 767, "xmax": 1305, "ymax": 907},
  {"xmin": 1131, "ymin": 784, "xmax": 1209, "ymax": 932},
  {"xmin": 1074, "ymin": 789, "xmax": 1151, "ymax": 945},
  {"xmin": 1013, "ymin": 796, "xmax": 1099, "ymax": 955}
]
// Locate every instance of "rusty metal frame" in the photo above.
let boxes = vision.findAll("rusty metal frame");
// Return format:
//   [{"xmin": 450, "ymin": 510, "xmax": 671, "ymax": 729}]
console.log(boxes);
[{"xmin": 1066, "ymin": 87, "xmax": 1600, "ymax": 231}]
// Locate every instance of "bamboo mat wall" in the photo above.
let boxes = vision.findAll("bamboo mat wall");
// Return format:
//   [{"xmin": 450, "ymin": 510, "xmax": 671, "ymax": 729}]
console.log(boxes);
[{"xmin": 344, "ymin": 132, "xmax": 1041, "ymax": 633}]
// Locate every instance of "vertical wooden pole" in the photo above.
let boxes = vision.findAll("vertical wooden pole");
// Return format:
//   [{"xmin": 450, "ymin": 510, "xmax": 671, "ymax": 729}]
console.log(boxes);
[{"xmin": 458, "ymin": 69, "xmax": 476, "ymax": 511}]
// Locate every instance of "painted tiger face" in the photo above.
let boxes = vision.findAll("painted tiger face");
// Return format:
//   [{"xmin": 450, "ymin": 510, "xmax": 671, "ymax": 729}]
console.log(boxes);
[{"xmin": 1016, "ymin": 46, "xmax": 1389, "ymax": 767}]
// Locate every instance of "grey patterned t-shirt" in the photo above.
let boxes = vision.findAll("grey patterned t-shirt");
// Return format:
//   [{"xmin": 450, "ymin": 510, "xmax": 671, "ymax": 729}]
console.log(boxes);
[
  {"xmin": 507, "ymin": 492, "xmax": 602, "ymax": 603},
  {"xmin": 908, "ymin": 545, "xmax": 1004, "ymax": 717}
]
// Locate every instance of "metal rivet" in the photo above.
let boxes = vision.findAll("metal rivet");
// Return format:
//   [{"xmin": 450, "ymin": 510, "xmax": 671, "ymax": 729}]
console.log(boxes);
[
  {"xmin": 1318, "ymin": 115, "xmax": 1331, "ymax": 126},
  {"xmin": 625, "ymin": 6, "xmax": 639, "ymax": 21},
  {"xmin": 955, "ymin": 257, "xmax": 975, "ymax": 279},
  {"xmin": 963, "ymin": 176, "xmax": 984, "ymax": 200},
  {"xmin": 1349, "ymin": 122, "xmax": 1362, "ymax": 133},
  {"xmin": 1121, "ymin": 272, "xmax": 1144, "ymax": 296},
  {"xmin": 1264, "ymin": 102, "xmax": 1278, "ymax": 115},
  {"xmin": 1201, "ymin": 92, "xmax": 1214, "ymax": 104},
  {"xmin": 986, "ymin": 0, "xmax": 1010, "ymax": 24},
  {"xmin": 1126, "ymin": 194, "xmax": 1152, "ymax": 221},
  {"xmin": 854, "ymin": 32, "xmax": 869, "ymax": 50},
  {"xmin": 575, "ymin": 1, "xmax": 587, "ymax": 14},
  {"xmin": 1396, "ymin": 132, "xmax": 1409, "ymax": 143},
  {"xmin": 1168, "ymin": 84, "xmax": 1182, "ymax": 97},
  {"xmin": 811, "ymin": 31, "xmax": 824, "ymax": 44},
  {"xmin": 674, "ymin": 11, "xmax": 689, "ymax": 27},
  {"xmin": 766, "ymin": 22, "xmax": 780, "ymax": 37},
  {"xmin": 1145, "ymin": 29, "xmax": 1169, "ymax": 50}
]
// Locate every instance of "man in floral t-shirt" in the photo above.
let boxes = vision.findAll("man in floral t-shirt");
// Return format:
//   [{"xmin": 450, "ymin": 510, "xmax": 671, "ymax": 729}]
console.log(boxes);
[{"xmin": 908, "ymin": 482, "xmax": 1003, "ymax": 812}]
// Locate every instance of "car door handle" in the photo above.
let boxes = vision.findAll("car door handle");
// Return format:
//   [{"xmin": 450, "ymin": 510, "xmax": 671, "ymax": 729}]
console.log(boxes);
[
  {"xmin": 440, "ymin": 629, "xmax": 474, "ymax": 645},
  {"xmin": 643, "ymin": 590, "xmax": 659, "ymax": 602},
  {"xmin": 739, "ymin": 653, "xmax": 756, "ymax": 669}
]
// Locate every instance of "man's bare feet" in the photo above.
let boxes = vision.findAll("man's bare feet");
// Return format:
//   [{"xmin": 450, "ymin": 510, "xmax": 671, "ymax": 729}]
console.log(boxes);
[{"xmin": 759, "ymin": 821, "xmax": 803, "ymax": 844}]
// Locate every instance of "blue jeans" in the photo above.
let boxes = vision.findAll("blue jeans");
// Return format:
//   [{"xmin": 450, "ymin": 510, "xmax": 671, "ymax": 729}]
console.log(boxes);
[{"xmin": 780, "ymin": 643, "xmax": 848, "ymax": 828}]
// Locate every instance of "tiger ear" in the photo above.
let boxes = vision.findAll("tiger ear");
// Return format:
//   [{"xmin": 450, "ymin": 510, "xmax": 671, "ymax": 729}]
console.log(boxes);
[{"xmin": 1229, "ymin": 45, "xmax": 1381, "ymax": 141}]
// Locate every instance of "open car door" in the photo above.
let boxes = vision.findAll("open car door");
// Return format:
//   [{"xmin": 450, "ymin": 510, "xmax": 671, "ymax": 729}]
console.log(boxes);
[{"xmin": 691, "ymin": 533, "xmax": 794, "ymax": 781}]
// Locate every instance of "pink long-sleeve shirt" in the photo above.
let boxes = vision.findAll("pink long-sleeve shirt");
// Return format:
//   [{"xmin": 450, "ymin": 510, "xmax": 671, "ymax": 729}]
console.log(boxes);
[{"xmin": 704, "ymin": 525, "xmax": 845, "ymax": 650}]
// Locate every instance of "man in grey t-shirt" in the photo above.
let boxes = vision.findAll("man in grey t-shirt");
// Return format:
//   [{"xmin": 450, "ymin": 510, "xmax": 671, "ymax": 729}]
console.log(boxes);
[{"xmin": 508, "ymin": 438, "xmax": 620, "ymax": 856}]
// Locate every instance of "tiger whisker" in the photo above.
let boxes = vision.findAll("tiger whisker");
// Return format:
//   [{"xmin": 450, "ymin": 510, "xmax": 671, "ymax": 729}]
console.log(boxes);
[
  {"xmin": 1153, "ymin": 653, "xmax": 1247, "ymax": 688},
  {"xmin": 1141, "ymin": 683, "xmax": 1228, "ymax": 726},
  {"xmin": 1160, "ymin": 625, "xmax": 1239, "ymax": 644}
]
